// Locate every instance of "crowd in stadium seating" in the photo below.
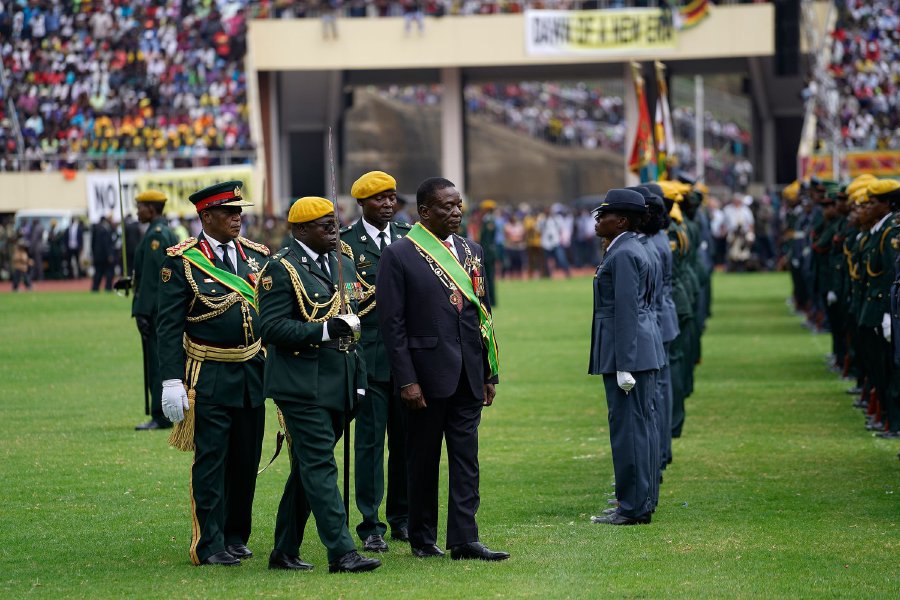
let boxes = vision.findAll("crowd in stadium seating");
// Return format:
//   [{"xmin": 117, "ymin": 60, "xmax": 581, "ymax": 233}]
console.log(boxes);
[
  {"xmin": 821, "ymin": 0, "xmax": 900, "ymax": 151},
  {"xmin": 0, "ymin": 0, "xmax": 255, "ymax": 172},
  {"xmin": 256, "ymin": 0, "xmax": 588, "ymax": 20},
  {"xmin": 465, "ymin": 82, "xmax": 628, "ymax": 152}
]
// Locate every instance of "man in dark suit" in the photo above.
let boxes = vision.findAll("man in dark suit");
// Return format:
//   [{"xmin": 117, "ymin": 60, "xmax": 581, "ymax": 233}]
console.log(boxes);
[
  {"xmin": 588, "ymin": 189, "xmax": 663, "ymax": 526},
  {"xmin": 376, "ymin": 177, "xmax": 508, "ymax": 561},
  {"xmin": 91, "ymin": 216, "xmax": 116, "ymax": 291},
  {"xmin": 344, "ymin": 171, "xmax": 411, "ymax": 553},
  {"xmin": 156, "ymin": 181, "xmax": 270, "ymax": 566},
  {"xmin": 258, "ymin": 196, "xmax": 381, "ymax": 574}
]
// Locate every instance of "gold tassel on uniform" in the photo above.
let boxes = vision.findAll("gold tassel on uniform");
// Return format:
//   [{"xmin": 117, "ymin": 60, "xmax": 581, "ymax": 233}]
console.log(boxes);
[
  {"xmin": 168, "ymin": 388, "xmax": 197, "ymax": 451},
  {"xmin": 169, "ymin": 359, "xmax": 202, "ymax": 452}
]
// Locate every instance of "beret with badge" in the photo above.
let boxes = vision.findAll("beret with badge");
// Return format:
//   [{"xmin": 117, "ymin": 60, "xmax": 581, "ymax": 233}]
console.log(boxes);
[
  {"xmin": 351, "ymin": 171, "xmax": 397, "ymax": 200},
  {"xmin": 288, "ymin": 196, "xmax": 335, "ymax": 224}
]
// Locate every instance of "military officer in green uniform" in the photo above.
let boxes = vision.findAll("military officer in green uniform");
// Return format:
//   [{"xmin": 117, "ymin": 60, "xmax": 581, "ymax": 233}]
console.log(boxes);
[
  {"xmin": 156, "ymin": 180, "xmax": 270, "ymax": 566},
  {"xmin": 855, "ymin": 180, "xmax": 897, "ymax": 436},
  {"xmin": 344, "ymin": 171, "xmax": 411, "ymax": 553},
  {"xmin": 866, "ymin": 179, "xmax": 900, "ymax": 439},
  {"xmin": 133, "ymin": 189, "xmax": 178, "ymax": 431},
  {"xmin": 258, "ymin": 196, "xmax": 381, "ymax": 573}
]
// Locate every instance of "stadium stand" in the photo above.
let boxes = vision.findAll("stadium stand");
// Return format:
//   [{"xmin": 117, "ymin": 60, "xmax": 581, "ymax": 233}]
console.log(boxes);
[
  {"xmin": 818, "ymin": 0, "xmax": 899, "ymax": 151},
  {"xmin": 0, "ymin": 0, "xmax": 255, "ymax": 172}
]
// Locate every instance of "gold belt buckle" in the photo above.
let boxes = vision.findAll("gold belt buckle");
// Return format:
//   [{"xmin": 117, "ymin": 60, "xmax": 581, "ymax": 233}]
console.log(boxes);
[{"xmin": 338, "ymin": 336, "xmax": 351, "ymax": 352}]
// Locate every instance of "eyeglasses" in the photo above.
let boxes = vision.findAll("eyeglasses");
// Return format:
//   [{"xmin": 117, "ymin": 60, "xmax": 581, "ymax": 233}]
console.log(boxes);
[{"xmin": 309, "ymin": 220, "xmax": 337, "ymax": 233}]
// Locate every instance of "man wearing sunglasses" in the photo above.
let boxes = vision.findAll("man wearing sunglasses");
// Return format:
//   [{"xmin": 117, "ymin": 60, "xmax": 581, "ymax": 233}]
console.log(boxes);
[{"xmin": 258, "ymin": 196, "xmax": 381, "ymax": 574}]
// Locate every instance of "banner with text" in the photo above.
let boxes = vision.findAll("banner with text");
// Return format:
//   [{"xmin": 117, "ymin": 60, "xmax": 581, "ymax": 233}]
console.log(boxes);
[
  {"xmin": 525, "ymin": 8, "xmax": 677, "ymax": 56},
  {"xmin": 801, "ymin": 151, "xmax": 900, "ymax": 180},
  {"xmin": 86, "ymin": 165, "xmax": 256, "ymax": 223}
]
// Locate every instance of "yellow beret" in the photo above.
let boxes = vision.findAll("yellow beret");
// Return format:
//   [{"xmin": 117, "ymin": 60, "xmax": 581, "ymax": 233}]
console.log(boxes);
[
  {"xmin": 136, "ymin": 189, "xmax": 167, "ymax": 203},
  {"xmin": 351, "ymin": 171, "xmax": 396, "ymax": 200},
  {"xmin": 782, "ymin": 180, "xmax": 800, "ymax": 201},
  {"xmin": 867, "ymin": 179, "xmax": 900, "ymax": 197},
  {"xmin": 851, "ymin": 188, "xmax": 869, "ymax": 205},
  {"xmin": 480, "ymin": 199, "xmax": 497, "ymax": 210},
  {"xmin": 288, "ymin": 197, "xmax": 334, "ymax": 224},
  {"xmin": 656, "ymin": 181, "xmax": 686, "ymax": 202},
  {"xmin": 669, "ymin": 202, "xmax": 684, "ymax": 223},
  {"xmin": 845, "ymin": 174, "xmax": 876, "ymax": 196}
]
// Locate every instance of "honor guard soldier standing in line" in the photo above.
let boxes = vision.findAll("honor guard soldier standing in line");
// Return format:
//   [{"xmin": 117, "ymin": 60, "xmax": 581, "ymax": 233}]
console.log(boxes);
[
  {"xmin": 156, "ymin": 181, "xmax": 270, "ymax": 566},
  {"xmin": 344, "ymin": 171, "xmax": 411, "ymax": 553},
  {"xmin": 132, "ymin": 189, "xmax": 178, "ymax": 431},
  {"xmin": 588, "ymin": 189, "xmax": 664, "ymax": 526},
  {"xmin": 376, "ymin": 177, "xmax": 508, "ymax": 561},
  {"xmin": 884, "ymin": 181, "xmax": 900, "ymax": 441},
  {"xmin": 642, "ymin": 183, "xmax": 680, "ymax": 472},
  {"xmin": 257, "ymin": 197, "xmax": 382, "ymax": 573},
  {"xmin": 854, "ymin": 181, "xmax": 897, "ymax": 437}
]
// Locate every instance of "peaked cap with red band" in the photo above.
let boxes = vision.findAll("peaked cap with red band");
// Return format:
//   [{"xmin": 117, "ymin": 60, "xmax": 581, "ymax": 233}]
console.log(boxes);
[{"xmin": 189, "ymin": 180, "xmax": 254, "ymax": 213}]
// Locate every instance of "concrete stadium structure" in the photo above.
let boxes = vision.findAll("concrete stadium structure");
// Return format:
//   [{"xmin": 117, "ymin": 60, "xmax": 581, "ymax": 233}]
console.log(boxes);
[{"xmin": 2, "ymin": 2, "xmax": 830, "ymax": 216}]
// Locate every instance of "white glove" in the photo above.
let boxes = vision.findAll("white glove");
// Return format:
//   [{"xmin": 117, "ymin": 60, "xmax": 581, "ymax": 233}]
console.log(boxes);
[
  {"xmin": 826, "ymin": 291, "xmax": 837, "ymax": 306},
  {"xmin": 162, "ymin": 379, "xmax": 190, "ymax": 423},
  {"xmin": 882, "ymin": 313, "xmax": 892, "ymax": 343},
  {"xmin": 616, "ymin": 371, "xmax": 636, "ymax": 393}
]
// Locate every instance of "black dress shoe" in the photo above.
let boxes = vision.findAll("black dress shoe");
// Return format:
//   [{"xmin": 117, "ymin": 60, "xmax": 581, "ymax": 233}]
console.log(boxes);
[
  {"xmin": 363, "ymin": 534, "xmax": 388, "ymax": 552},
  {"xmin": 135, "ymin": 420, "xmax": 172, "ymax": 431},
  {"xmin": 411, "ymin": 544, "xmax": 445, "ymax": 558},
  {"xmin": 449, "ymin": 542, "xmax": 509, "ymax": 561},
  {"xmin": 268, "ymin": 549, "xmax": 313, "ymax": 571},
  {"xmin": 590, "ymin": 511, "xmax": 651, "ymax": 525},
  {"xmin": 390, "ymin": 527, "xmax": 409, "ymax": 542},
  {"xmin": 226, "ymin": 543, "xmax": 253, "ymax": 559},
  {"xmin": 328, "ymin": 550, "xmax": 381, "ymax": 573},
  {"xmin": 201, "ymin": 550, "xmax": 240, "ymax": 566}
]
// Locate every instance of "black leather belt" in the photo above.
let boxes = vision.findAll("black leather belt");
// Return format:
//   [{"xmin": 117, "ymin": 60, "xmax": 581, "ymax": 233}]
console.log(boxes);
[{"xmin": 320, "ymin": 337, "xmax": 357, "ymax": 352}]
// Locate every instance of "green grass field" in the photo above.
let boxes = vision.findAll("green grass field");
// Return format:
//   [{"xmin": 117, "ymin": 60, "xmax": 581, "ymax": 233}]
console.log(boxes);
[{"xmin": 1, "ymin": 272, "xmax": 897, "ymax": 598}]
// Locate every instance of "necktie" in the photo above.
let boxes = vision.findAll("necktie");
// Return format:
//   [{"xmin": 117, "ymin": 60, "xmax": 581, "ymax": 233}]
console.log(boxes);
[
  {"xmin": 317, "ymin": 254, "xmax": 330, "ymax": 281},
  {"xmin": 377, "ymin": 231, "xmax": 388, "ymax": 250},
  {"xmin": 220, "ymin": 243, "xmax": 235, "ymax": 274},
  {"xmin": 443, "ymin": 240, "xmax": 460, "ymax": 263}
]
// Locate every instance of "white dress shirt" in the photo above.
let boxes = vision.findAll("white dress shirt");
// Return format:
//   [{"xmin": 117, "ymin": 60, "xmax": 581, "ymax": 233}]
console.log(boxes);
[
  {"xmin": 362, "ymin": 219, "xmax": 391, "ymax": 249},
  {"xmin": 211, "ymin": 238, "xmax": 237, "ymax": 272}
]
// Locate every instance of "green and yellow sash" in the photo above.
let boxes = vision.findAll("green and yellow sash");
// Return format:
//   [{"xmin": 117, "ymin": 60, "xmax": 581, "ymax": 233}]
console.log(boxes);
[
  {"xmin": 406, "ymin": 223, "xmax": 500, "ymax": 378},
  {"xmin": 183, "ymin": 247, "xmax": 257, "ymax": 310}
]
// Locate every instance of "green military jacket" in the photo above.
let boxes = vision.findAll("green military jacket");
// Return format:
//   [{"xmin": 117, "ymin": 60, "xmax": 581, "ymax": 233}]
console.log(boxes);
[
  {"xmin": 257, "ymin": 240, "xmax": 367, "ymax": 411},
  {"xmin": 132, "ymin": 216, "xmax": 178, "ymax": 318},
  {"xmin": 830, "ymin": 218, "xmax": 852, "ymax": 305},
  {"xmin": 859, "ymin": 213, "xmax": 898, "ymax": 328},
  {"xmin": 811, "ymin": 217, "xmax": 840, "ymax": 296},
  {"xmin": 668, "ymin": 218, "xmax": 695, "ymax": 322},
  {"xmin": 339, "ymin": 218, "xmax": 411, "ymax": 383},
  {"xmin": 156, "ymin": 233, "xmax": 270, "ymax": 408},
  {"xmin": 848, "ymin": 230, "xmax": 868, "ymax": 321}
]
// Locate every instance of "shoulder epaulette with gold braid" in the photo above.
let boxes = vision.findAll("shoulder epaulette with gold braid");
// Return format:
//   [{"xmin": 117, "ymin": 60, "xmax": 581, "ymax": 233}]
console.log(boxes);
[
  {"xmin": 238, "ymin": 236, "xmax": 270, "ymax": 256},
  {"xmin": 166, "ymin": 237, "xmax": 198, "ymax": 257},
  {"xmin": 879, "ymin": 225, "xmax": 894, "ymax": 254},
  {"xmin": 340, "ymin": 240, "xmax": 353, "ymax": 260}
]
